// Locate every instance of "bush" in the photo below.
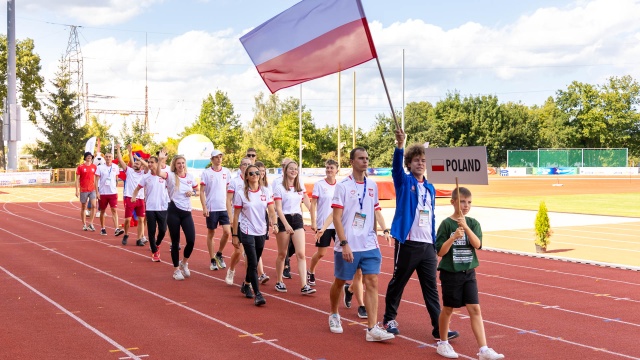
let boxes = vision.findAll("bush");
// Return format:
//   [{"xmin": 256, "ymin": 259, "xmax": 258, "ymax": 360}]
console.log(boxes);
[{"xmin": 534, "ymin": 201, "xmax": 552, "ymax": 248}]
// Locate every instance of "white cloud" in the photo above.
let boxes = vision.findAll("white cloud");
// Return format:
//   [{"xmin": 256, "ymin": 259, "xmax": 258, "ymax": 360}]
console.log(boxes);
[{"xmin": 21, "ymin": 0, "xmax": 163, "ymax": 25}]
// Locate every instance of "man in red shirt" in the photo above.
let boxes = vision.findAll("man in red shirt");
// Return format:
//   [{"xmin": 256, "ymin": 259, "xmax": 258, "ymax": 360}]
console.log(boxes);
[{"xmin": 76, "ymin": 151, "xmax": 98, "ymax": 231}]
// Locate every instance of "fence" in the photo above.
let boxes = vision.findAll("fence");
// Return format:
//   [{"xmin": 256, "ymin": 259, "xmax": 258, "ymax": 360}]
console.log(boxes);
[{"xmin": 507, "ymin": 148, "xmax": 628, "ymax": 167}]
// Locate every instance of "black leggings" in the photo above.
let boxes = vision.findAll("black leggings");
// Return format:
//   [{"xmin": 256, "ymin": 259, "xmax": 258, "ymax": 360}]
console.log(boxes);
[
  {"xmin": 146, "ymin": 210, "xmax": 167, "ymax": 253},
  {"xmin": 167, "ymin": 202, "xmax": 196, "ymax": 267},
  {"xmin": 239, "ymin": 229, "xmax": 266, "ymax": 295}
]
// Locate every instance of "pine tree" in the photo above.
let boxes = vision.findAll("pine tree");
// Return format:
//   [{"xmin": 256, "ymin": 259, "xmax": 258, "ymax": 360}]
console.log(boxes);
[
  {"xmin": 534, "ymin": 201, "xmax": 552, "ymax": 250},
  {"xmin": 31, "ymin": 59, "xmax": 87, "ymax": 168}
]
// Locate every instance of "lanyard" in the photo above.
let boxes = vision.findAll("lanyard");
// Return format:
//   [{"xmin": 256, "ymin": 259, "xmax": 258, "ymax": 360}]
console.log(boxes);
[
  {"xmin": 354, "ymin": 176, "xmax": 367, "ymax": 211},
  {"xmin": 419, "ymin": 182, "xmax": 427, "ymax": 207}
]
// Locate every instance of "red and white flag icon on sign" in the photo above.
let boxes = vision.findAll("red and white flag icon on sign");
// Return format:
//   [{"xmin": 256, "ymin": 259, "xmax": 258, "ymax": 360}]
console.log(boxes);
[{"xmin": 431, "ymin": 159, "xmax": 445, "ymax": 172}]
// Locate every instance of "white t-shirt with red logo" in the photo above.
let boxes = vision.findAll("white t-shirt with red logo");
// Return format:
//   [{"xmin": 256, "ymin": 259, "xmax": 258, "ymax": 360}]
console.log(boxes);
[
  {"xmin": 312, "ymin": 178, "xmax": 336, "ymax": 230},
  {"xmin": 331, "ymin": 175, "xmax": 381, "ymax": 253},
  {"xmin": 201, "ymin": 166, "xmax": 231, "ymax": 212},
  {"xmin": 123, "ymin": 167, "xmax": 148, "ymax": 199},
  {"xmin": 95, "ymin": 163, "xmax": 120, "ymax": 195},
  {"xmin": 137, "ymin": 174, "xmax": 169, "ymax": 211},
  {"xmin": 233, "ymin": 186, "xmax": 274, "ymax": 236},
  {"xmin": 165, "ymin": 171, "xmax": 198, "ymax": 211},
  {"xmin": 273, "ymin": 183, "xmax": 304, "ymax": 215}
]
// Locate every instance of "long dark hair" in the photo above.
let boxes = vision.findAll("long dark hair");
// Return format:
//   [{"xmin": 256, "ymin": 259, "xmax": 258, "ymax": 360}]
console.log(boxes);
[{"xmin": 243, "ymin": 165, "xmax": 261, "ymax": 201}]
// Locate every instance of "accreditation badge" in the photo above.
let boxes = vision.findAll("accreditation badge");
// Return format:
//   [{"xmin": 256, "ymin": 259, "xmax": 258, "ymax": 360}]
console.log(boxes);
[
  {"xmin": 352, "ymin": 212, "xmax": 366, "ymax": 229},
  {"xmin": 419, "ymin": 210, "xmax": 430, "ymax": 227}
]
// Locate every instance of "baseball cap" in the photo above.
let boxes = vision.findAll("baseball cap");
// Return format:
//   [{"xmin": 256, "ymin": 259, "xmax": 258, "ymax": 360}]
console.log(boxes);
[{"xmin": 211, "ymin": 149, "xmax": 223, "ymax": 157}]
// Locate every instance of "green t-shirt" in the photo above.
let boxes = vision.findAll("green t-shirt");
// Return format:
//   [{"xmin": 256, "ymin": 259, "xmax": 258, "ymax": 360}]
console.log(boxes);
[{"xmin": 436, "ymin": 216, "xmax": 482, "ymax": 273}]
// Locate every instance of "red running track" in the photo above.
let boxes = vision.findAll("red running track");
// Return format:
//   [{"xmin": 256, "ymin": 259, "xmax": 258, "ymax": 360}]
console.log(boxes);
[{"xmin": 1, "ymin": 195, "xmax": 639, "ymax": 360}]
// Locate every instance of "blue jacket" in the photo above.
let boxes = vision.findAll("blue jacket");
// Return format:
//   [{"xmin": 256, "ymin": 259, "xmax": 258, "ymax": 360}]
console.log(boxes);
[{"xmin": 390, "ymin": 147, "xmax": 437, "ymax": 245}]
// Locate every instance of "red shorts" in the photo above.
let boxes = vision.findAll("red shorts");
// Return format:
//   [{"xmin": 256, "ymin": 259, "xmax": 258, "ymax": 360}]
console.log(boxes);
[
  {"xmin": 98, "ymin": 194, "xmax": 118, "ymax": 210},
  {"xmin": 124, "ymin": 197, "xmax": 146, "ymax": 218}
]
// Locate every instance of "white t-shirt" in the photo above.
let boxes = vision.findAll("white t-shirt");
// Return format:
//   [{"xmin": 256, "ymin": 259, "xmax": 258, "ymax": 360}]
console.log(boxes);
[
  {"xmin": 138, "ymin": 174, "xmax": 169, "ymax": 211},
  {"xmin": 165, "ymin": 171, "xmax": 198, "ymax": 211},
  {"xmin": 201, "ymin": 166, "xmax": 232, "ymax": 212},
  {"xmin": 233, "ymin": 186, "xmax": 274, "ymax": 236},
  {"xmin": 273, "ymin": 183, "xmax": 304, "ymax": 215},
  {"xmin": 331, "ymin": 175, "xmax": 381, "ymax": 253},
  {"xmin": 123, "ymin": 167, "xmax": 148, "ymax": 199},
  {"xmin": 95, "ymin": 163, "xmax": 119, "ymax": 195},
  {"xmin": 406, "ymin": 181, "xmax": 433, "ymax": 243},
  {"xmin": 312, "ymin": 178, "xmax": 336, "ymax": 230}
]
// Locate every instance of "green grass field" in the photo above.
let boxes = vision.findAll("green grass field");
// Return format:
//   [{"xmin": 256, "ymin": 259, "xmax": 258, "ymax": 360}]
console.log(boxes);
[{"xmin": 450, "ymin": 193, "xmax": 640, "ymax": 217}]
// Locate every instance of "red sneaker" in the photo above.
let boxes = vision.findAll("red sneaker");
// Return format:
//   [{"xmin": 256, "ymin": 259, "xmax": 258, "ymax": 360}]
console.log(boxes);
[{"xmin": 152, "ymin": 251, "xmax": 160, "ymax": 262}]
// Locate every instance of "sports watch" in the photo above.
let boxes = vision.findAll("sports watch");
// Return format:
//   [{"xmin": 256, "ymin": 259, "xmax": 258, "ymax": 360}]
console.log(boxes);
[{"xmin": 339, "ymin": 240, "xmax": 348, "ymax": 247}]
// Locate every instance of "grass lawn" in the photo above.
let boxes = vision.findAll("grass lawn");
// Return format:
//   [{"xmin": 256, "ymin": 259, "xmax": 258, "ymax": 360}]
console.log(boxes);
[{"xmin": 453, "ymin": 193, "xmax": 640, "ymax": 217}]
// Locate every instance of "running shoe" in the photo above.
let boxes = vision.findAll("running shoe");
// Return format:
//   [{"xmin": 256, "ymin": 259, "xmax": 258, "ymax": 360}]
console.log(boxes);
[
  {"xmin": 136, "ymin": 239, "xmax": 145, "ymax": 246},
  {"xmin": 88, "ymin": 224, "xmax": 95, "ymax": 232},
  {"xmin": 179, "ymin": 260, "xmax": 190, "ymax": 278},
  {"xmin": 254, "ymin": 293, "xmax": 266, "ymax": 306},
  {"xmin": 140, "ymin": 236, "xmax": 148, "ymax": 245},
  {"xmin": 151, "ymin": 251, "xmax": 160, "ymax": 262},
  {"xmin": 274, "ymin": 282, "xmax": 287, "ymax": 292},
  {"xmin": 328, "ymin": 314, "xmax": 343, "ymax": 334},
  {"xmin": 436, "ymin": 341, "xmax": 459, "ymax": 359},
  {"xmin": 100, "ymin": 228, "xmax": 107, "ymax": 236},
  {"xmin": 383, "ymin": 320, "xmax": 400, "ymax": 335},
  {"xmin": 173, "ymin": 269, "xmax": 185, "ymax": 281},
  {"xmin": 82, "ymin": 224, "xmax": 88, "ymax": 231},
  {"xmin": 258, "ymin": 273, "xmax": 270, "ymax": 284},
  {"xmin": 122, "ymin": 234, "xmax": 129, "ymax": 245},
  {"xmin": 357, "ymin": 305, "xmax": 368, "ymax": 319},
  {"xmin": 434, "ymin": 330, "xmax": 460, "ymax": 341},
  {"xmin": 115, "ymin": 228, "xmax": 124, "ymax": 236},
  {"xmin": 225, "ymin": 269, "xmax": 235, "ymax": 285},
  {"xmin": 215, "ymin": 253, "xmax": 226, "ymax": 269},
  {"xmin": 210, "ymin": 261, "xmax": 219, "ymax": 271},
  {"xmin": 282, "ymin": 266, "xmax": 292, "ymax": 279},
  {"xmin": 366, "ymin": 324, "xmax": 395, "ymax": 342},
  {"xmin": 85, "ymin": 210, "xmax": 91, "ymax": 217},
  {"xmin": 301, "ymin": 284, "xmax": 316, "ymax": 295},
  {"xmin": 241, "ymin": 283, "xmax": 254, "ymax": 299},
  {"xmin": 478, "ymin": 348, "xmax": 504, "ymax": 360},
  {"xmin": 307, "ymin": 271, "xmax": 316, "ymax": 286},
  {"xmin": 343, "ymin": 283, "xmax": 353, "ymax": 308}
]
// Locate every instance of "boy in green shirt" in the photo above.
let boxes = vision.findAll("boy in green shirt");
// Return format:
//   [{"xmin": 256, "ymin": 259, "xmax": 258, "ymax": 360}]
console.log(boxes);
[{"xmin": 435, "ymin": 187, "xmax": 504, "ymax": 360}]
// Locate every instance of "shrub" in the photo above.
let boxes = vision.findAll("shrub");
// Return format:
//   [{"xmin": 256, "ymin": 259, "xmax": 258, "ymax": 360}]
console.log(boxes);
[{"xmin": 534, "ymin": 201, "xmax": 552, "ymax": 248}]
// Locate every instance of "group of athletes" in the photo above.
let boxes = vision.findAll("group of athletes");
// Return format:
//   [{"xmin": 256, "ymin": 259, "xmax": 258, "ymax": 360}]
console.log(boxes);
[{"xmin": 73, "ymin": 132, "xmax": 504, "ymax": 359}]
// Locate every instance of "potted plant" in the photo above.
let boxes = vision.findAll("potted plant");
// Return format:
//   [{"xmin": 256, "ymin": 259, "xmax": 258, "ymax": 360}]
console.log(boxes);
[{"xmin": 534, "ymin": 201, "xmax": 552, "ymax": 253}]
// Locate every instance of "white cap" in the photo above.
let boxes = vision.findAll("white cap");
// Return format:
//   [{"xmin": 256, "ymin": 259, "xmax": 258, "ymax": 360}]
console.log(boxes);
[{"xmin": 211, "ymin": 149, "xmax": 223, "ymax": 157}]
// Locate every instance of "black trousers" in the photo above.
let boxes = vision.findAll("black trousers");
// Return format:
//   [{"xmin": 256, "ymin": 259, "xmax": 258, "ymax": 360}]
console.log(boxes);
[
  {"xmin": 167, "ymin": 202, "xmax": 196, "ymax": 267},
  {"xmin": 239, "ymin": 230, "xmax": 266, "ymax": 295},
  {"xmin": 146, "ymin": 210, "xmax": 167, "ymax": 253},
  {"xmin": 383, "ymin": 240, "xmax": 441, "ymax": 335}
]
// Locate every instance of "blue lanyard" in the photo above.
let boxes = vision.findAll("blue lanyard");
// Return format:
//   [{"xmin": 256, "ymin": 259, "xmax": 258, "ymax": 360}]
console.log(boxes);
[
  {"xmin": 419, "ymin": 182, "xmax": 427, "ymax": 207},
  {"xmin": 354, "ymin": 176, "xmax": 367, "ymax": 212}
]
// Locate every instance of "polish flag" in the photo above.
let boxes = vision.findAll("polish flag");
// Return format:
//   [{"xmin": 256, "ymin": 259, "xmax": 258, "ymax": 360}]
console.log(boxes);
[
  {"xmin": 240, "ymin": 0, "xmax": 377, "ymax": 93},
  {"xmin": 431, "ymin": 160, "xmax": 445, "ymax": 172}
]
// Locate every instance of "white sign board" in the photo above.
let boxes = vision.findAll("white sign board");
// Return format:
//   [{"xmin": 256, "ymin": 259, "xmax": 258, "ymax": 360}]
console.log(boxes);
[{"xmin": 425, "ymin": 146, "xmax": 488, "ymax": 185}]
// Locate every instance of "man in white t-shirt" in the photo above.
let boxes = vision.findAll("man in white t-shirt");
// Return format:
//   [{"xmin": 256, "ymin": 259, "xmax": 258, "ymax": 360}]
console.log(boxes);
[
  {"xmin": 327, "ymin": 147, "xmax": 394, "ymax": 342},
  {"xmin": 200, "ymin": 150, "xmax": 233, "ymax": 271},
  {"xmin": 223, "ymin": 157, "xmax": 252, "ymax": 285},
  {"xmin": 117, "ymin": 144, "xmax": 149, "ymax": 246},
  {"xmin": 95, "ymin": 152, "xmax": 124, "ymax": 237}
]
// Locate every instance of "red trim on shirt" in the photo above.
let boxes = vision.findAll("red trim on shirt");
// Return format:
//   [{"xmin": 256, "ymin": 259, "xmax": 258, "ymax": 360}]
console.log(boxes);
[
  {"xmin": 227, "ymin": 189, "xmax": 235, "ymax": 193},
  {"xmin": 331, "ymin": 204, "xmax": 344, "ymax": 209},
  {"xmin": 325, "ymin": 179, "xmax": 337, "ymax": 185},
  {"xmin": 200, "ymin": 182, "xmax": 206, "ymax": 186},
  {"xmin": 312, "ymin": 195, "xmax": 319, "ymax": 199},
  {"xmin": 274, "ymin": 196, "xmax": 282, "ymax": 200},
  {"xmin": 267, "ymin": 201, "xmax": 274, "ymax": 205},
  {"xmin": 234, "ymin": 205, "xmax": 243, "ymax": 209}
]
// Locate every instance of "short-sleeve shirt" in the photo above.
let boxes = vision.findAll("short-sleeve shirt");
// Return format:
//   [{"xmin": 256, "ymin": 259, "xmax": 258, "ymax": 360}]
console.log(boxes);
[
  {"xmin": 76, "ymin": 163, "xmax": 97, "ymax": 192},
  {"xmin": 312, "ymin": 178, "xmax": 336, "ymax": 230},
  {"xmin": 138, "ymin": 174, "xmax": 169, "ymax": 211},
  {"xmin": 273, "ymin": 183, "xmax": 304, "ymax": 215},
  {"xmin": 436, "ymin": 216, "xmax": 482, "ymax": 272},
  {"xmin": 233, "ymin": 186, "xmax": 274, "ymax": 236},
  {"xmin": 201, "ymin": 166, "xmax": 232, "ymax": 212},
  {"xmin": 123, "ymin": 167, "xmax": 148, "ymax": 199},
  {"xmin": 165, "ymin": 171, "xmax": 198, "ymax": 211},
  {"xmin": 95, "ymin": 163, "xmax": 119, "ymax": 195},
  {"xmin": 406, "ymin": 181, "xmax": 433, "ymax": 243},
  {"xmin": 331, "ymin": 175, "xmax": 381, "ymax": 253}
]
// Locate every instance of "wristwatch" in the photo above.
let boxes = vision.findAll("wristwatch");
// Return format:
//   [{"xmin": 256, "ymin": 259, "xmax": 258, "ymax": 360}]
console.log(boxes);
[{"xmin": 339, "ymin": 240, "xmax": 348, "ymax": 247}]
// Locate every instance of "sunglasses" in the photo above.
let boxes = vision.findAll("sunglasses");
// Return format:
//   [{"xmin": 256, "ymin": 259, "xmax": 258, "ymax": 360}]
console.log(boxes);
[
  {"xmin": 247, "ymin": 154, "xmax": 256, "ymax": 157},
  {"xmin": 247, "ymin": 171, "xmax": 260, "ymax": 176}
]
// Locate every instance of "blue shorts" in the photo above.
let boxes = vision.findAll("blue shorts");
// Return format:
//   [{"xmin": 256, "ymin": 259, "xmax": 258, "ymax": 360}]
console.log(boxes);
[
  {"xmin": 206, "ymin": 210, "xmax": 230, "ymax": 230},
  {"xmin": 334, "ymin": 248, "xmax": 382, "ymax": 280}
]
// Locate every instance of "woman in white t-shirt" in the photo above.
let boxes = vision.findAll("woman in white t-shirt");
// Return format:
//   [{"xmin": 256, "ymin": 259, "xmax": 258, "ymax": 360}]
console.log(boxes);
[
  {"xmin": 160, "ymin": 155, "xmax": 198, "ymax": 281},
  {"xmin": 273, "ymin": 161, "xmax": 314, "ymax": 295},
  {"xmin": 232, "ymin": 165, "xmax": 278, "ymax": 306}
]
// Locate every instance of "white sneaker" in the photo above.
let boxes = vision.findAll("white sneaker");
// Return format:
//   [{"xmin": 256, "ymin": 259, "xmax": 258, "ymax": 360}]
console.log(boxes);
[
  {"xmin": 478, "ymin": 348, "xmax": 504, "ymax": 360},
  {"xmin": 85, "ymin": 210, "xmax": 91, "ymax": 217},
  {"xmin": 225, "ymin": 269, "xmax": 235, "ymax": 285},
  {"xmin": 179, "ymin": 260, "xmax": 190, "ymax": 278},
  {"xmin": 366, "ymin": 324, "xmax": 395, "ymax": 341},
  {"xmin": 328, "ymin": 314, "xmax": 343, "ymax": 334},
  {"xmin": 173, "ymin": 269, "xmax": 184, "ymax": 281},
  {"xmin": 437, "ymin": 341, "xmax": 459, "ymax": 359}
]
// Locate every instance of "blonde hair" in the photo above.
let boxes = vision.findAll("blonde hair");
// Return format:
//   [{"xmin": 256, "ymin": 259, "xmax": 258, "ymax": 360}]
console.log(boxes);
[
  {"xmin": 255, "ymin": 161, "xmax": 268, "ymax": 187},
  {"xmin": 170, "ymin": 155, "xmax": 187, "ymax": 190},
  {"xmin": 282, "ymin": 161, "xmax": 303, "ymax": 192}
]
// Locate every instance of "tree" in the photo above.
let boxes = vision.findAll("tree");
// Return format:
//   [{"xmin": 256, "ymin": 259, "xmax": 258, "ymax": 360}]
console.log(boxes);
[
  {"xmin": 0, "ymin": 36, "xmax": 45, "ymax": 168},
  {"xmin": 118, "ymin": 117, "xmax": 155, "ymax": 153},
  {"xmin": 86, "ymin": 115, "xmax": 113, "ymax": 153},
  {"xmin": 361, "ymin": 113, "xmax": 396, "ymax": 168},
  {"xmin": 31, "ymin": 60, "xmax": 87, "ymax": 168}
]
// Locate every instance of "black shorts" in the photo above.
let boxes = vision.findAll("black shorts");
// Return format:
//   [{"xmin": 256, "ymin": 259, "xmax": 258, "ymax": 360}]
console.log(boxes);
[
  {"xmin": 315, "ymin": 229, "xmax": 336, "ymax": 248},
  {"xmin": 206, "ymin": 210, "xmax": 230, "ymax": 230},
  {"xmin": 439, "ymin": 269, "xmax": 479, "ymax": 308},
  {"xmin": 277, "ymin": 213, "xmax": 304, "ymax": 232}
]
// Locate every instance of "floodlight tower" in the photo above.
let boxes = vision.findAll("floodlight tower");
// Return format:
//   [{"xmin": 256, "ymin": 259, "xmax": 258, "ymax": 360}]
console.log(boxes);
[{"xmin": 65, "ymin": 25, "xmax": 87, "ymax": 124}]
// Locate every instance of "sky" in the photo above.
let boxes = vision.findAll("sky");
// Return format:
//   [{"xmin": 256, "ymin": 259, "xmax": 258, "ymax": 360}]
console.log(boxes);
[{"xmin": 4, "ymin": 0, "xmax": 640, "ymax": 148}]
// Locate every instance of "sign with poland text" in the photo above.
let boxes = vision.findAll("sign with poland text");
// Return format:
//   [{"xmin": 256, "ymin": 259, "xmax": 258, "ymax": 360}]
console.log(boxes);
[{"xmin": 424, "ymin": 146, "xmax": 488, "ymax": 185}]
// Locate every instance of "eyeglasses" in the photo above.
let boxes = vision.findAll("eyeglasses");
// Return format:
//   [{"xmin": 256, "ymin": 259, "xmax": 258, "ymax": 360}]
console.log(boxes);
[
  {"xmin": 247, "ymin": 171, "xmax": 260, "ymax": 176},
  {"xmin": 246, "ymin": 154, "xmax": 256, "ymax": 158},
  {"xmin": 240, "ymin": 163, "xmax": 250, "ymax": 167}
]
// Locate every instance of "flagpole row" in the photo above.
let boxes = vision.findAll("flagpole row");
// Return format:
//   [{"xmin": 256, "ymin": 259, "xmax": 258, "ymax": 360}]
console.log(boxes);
[{"xmin": 374, "ymin": 56, "xmax": 400, "ymax": 129}]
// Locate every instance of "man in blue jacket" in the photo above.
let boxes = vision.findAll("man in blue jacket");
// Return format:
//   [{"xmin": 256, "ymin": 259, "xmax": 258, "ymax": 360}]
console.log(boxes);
[{"xmin": 382, "ymin": 128, "xmax": 459, "ymax": 341}]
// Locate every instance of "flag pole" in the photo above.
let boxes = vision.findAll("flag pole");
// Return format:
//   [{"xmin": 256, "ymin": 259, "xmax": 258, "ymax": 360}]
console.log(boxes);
[
  {"xmin": 299, "ymin": 84, "xmax": 303, "ymax": 169},
  {"xmin": 455, "ymin": 177, "xmax": 462, "ymax": 218},
  {"xmin": 374, "ymin": 56, "xmax": 399, "ymax": 129}
]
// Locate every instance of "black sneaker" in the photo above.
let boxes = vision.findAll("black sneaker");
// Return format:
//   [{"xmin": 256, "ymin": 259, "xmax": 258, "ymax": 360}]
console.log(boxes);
[
  {"xmin": 433, "ymin": 330, "xmax": 460, "ymax": 341},
  {"xmin": 100, "ymin": 228, "xmax": 107, "ymax": 236},
  {"xmin": 343, "ymin": 283, "xmax": 353, "ymax": 308},
  {"xmin": 136, "ymin": 239, "xmax": 145, "ymax": 246},
  {"xmin": 383, "ymin": 320, "xmax": 400, "ymax": 335},
  {"xmin": 122, "ymin": 234, "xmax": 129, "ymax": 245},
  {"xmin": 301, "ymin": 284, "xmax": 316, "ymax": 295},
  {"xmin": 307, "ymin": 271, "xmax": 316, "ymax": 286},
  {"xmin": 357, "ymin": 305, "xmax": 368, "ymax": 319},
  {"xmin": 283, "ymin": 267, "xmax": 292, "ymax": 279},
  {"xmin": 240, "ymin": 283, "xmax": 254, "ymax": 299},
  {"xmin": 254, "ymin": 293, "xmax": 266, "ymax": 306},
  {"xmin": 115, "ymin": 228, "xmax": 124, "ymax": 236}
]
